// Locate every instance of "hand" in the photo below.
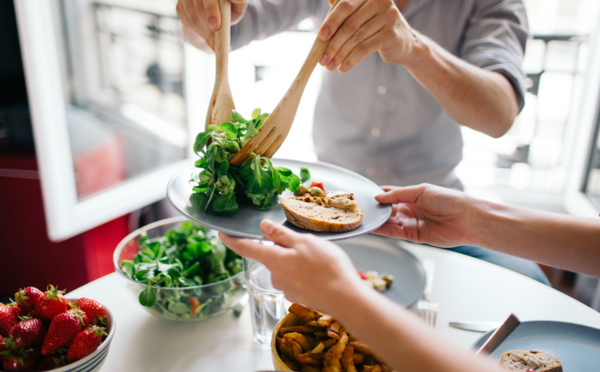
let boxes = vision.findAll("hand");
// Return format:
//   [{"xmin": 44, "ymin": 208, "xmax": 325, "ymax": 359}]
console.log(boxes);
[
  {"xmin": 176, "ymin": 0, "xmax": 248, "ymax": 50},
  {"xmin": 373, "ymin": 184, "xmax": 473, "ymax": 247},
  {"xmin": 318, "ymin": 0, "xmax": 421, "ymax": 72},
  {"xmin": 218, "ymin": 220, "xmax": 365, "ymax": 312}
]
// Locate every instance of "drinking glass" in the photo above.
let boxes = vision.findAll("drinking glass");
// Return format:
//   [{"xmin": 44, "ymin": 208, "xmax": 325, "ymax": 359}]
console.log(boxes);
[{"xmin": 243, "ymin": 257, "xmax": 289, "ymax": 348}]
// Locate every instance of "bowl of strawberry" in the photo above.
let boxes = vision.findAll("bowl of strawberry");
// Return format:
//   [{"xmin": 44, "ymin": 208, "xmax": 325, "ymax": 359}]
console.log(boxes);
[{"xmin": 0, "ymin": 285, "xmax": 115, "ymax": 372}]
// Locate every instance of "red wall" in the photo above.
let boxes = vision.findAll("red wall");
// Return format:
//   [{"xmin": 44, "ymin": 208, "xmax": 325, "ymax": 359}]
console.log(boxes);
[{"xmin": 0, "ymin": 146, "xmax": 129, "ymax": 298}]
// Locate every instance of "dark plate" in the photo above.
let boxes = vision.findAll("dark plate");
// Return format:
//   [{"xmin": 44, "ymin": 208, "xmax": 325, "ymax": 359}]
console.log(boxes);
[
  {"xmin": 166, "ymin": 159, "xmax": 392, "ymax": 240},
  {"xmin": 471, "ymin": 321, "xmax": 600, "ymax": 369},
  {"xmin": 340, "ymin": 234, "xmax": 426, "ymax": 307}
]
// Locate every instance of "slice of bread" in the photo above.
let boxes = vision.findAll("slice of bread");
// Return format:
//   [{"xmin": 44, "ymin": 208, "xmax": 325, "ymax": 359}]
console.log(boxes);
[
  {"xmin": 500, "ymin": 350, "xmax": 562, "ymax": 372},
  {"xmin": 281, "ymin": 193, "xmax": 364, "ymax": 232}
]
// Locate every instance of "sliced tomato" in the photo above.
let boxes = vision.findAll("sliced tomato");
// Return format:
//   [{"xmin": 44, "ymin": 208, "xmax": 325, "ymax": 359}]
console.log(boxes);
[
  {"xmin": 357, "ymin": 270, "xmax": 367, "ymax": 280},
  {"xmin": 309, "ymin": 181, "xmax": 325, "ymax": 193}
]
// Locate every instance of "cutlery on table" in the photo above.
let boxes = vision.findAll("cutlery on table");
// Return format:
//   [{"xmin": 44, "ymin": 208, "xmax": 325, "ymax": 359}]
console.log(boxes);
[
  {"xmin": 229, "ymin": 0, "xmax": 343, "ymax": 166},
  {"xmin": 449, "ymin": 320, "xmax": 502, "ymax": 333},
  {"xmin": 206, "ymin": 0, "xmax": 235, "ymax": 130},
  {"xmin": 475, "ymin": 313, "xmax": 520, "ymax": 355}
]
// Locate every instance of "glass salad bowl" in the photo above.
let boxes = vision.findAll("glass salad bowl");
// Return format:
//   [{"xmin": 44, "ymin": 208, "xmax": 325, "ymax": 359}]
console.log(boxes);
[{"xmin": 113, "ymin": 216, "xmax": 246, "ymax": 321}]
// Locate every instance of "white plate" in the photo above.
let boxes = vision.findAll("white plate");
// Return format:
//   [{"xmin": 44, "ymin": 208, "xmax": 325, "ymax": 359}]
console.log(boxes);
[
  {"xmin": 166, "ymin": 159, "xmax": 392, "ymax": 240},
  {"xmin": 340, "ymin": 234, "xmax": 426, "ymax": 307},
  {"xmin": 471, "ymin": 321, "xmax": 600, "ymax": 369}
]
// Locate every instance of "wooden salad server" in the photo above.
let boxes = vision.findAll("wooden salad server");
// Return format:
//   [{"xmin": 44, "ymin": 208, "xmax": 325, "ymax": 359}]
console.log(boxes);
[
  {"xmin": 229, "ymin": 0, "xmax": 343, "ymax": 166},
  {"xmin": 206, "ymin": 0, "xmax": 235, "ymax": 130}
]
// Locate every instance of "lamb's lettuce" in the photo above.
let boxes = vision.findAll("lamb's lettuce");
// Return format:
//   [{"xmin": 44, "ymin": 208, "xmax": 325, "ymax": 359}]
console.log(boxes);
[
  {"xmin": 120, "ymin": 221, "xmax": 245, "ymax": 319},
  {"xmin": 192, "ymin": 109, "xmax": 310, "ymax": 215}
]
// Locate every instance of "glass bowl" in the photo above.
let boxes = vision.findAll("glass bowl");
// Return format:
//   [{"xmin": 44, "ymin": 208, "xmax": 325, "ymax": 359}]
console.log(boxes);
[{"xmin": 113, "ymin": 216, "xmax": 246, "ymax": 321}]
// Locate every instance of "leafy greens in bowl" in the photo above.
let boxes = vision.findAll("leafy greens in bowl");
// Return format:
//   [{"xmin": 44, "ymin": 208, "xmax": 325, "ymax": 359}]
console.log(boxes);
[
  {"xmin": 113, "ymin": 216, "xmax": 246, "ymax": 321},
  {"xmin": 192, "ymin": 109, "xmax": 309, "ymax": 216}
]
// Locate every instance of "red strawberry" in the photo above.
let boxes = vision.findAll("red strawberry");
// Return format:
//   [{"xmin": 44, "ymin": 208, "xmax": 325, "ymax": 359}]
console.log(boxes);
[
  {"xmin": 34, "ymin": 285, "xmax": 68, "ymax": 322},
  {"xmin": 0, "ymin": 333, "xmax": 5, "ymax": 361},
  {"xmin": 77, "ymin": 298, "xmax": 107, "ymax": 324},
  {"xmin": 8, "ymin": 317, "xmax": 46, "ymax": 348},
  {"xmin": 37, "ymin": 353, "xmax": 66, "ymax": 370},
  {"xmin": 14, "ymin": 286, "xmax": 44, "ymax": 316},
  {"xmin": 66, "ymin": 325, "xmax": 107, "ymax": 362},
  {"xmin": 70, "ymin": 308, "xmax": 89, "ymax": 327},
  {"xmin": 1, "ymin": 346, "xmax": 40, "ymax": 371},
  {"xmin": 41, "ymin": 310, "xmax": 85, "ymax": 355},
  {"xmin": 0, "ymin": 305, "xmax": 19, "ymax": 337}
]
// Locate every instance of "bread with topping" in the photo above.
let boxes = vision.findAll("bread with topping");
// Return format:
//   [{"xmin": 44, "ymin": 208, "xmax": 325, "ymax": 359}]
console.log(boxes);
[
  {"xmin": 500, "ymin": 350, "xmax": 562, "ymax": 372},
  {"xmin": 281, "ymin": 193, "xmax": 364, "ymax": 232}
]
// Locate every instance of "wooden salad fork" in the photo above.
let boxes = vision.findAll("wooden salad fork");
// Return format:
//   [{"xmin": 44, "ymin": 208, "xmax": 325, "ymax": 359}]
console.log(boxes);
[
  {"xmin": 206, "ymin": 0, "xmax": 235, "ymax": 130},
  {"xmin": 229, "ymin": 0, "xmax": 343, "ymax": 166}
]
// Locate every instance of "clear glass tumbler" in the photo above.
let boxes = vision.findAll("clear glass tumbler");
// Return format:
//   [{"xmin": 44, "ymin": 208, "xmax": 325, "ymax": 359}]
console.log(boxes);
[{"xmin": 243, "ymin": 257, "xmax": 289, "ymax": 348}]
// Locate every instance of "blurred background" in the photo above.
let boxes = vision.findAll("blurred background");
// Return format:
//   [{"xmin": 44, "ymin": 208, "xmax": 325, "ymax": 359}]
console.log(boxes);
[{"xmin": 1, "ymin": 0, "xmax": 599, "ymax": 309}]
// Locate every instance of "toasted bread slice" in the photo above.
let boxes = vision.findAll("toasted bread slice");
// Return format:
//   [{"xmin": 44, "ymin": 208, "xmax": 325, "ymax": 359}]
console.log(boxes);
[
  {"xmin": 282, "ymin": 193, "xmax": 364, "ymax": 232},
  {"xmin": 500, "ymin": 350, "xmax": 562, "ymax": 372}
]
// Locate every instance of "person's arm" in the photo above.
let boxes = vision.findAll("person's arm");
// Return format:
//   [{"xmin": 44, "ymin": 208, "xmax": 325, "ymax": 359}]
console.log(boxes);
[
  {"xmin": 219, "ymin": 220, "xmax": 506, "ymax": 372},
  {"xmin": 374, "ymin": 184, "xmax": 600, "ymax": 277},
  {"xmin": 317, "ymin": 0, "xmax": 527, "ymax": 137}
]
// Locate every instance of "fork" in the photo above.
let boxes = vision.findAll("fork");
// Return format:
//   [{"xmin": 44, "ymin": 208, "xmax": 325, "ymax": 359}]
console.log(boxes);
[
  {"xmin": 417, "ymin": 259, "xmax": 439, "ymax": 328},
  {"xmin": 229, "ymin": 0, "xmax": 342, "ymax": 166}
]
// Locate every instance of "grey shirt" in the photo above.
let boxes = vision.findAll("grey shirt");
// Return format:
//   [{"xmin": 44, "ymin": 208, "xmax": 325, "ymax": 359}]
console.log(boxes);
[{"xmin": 231, "ymin": 0, "xmax": 529, "ymax": 189}]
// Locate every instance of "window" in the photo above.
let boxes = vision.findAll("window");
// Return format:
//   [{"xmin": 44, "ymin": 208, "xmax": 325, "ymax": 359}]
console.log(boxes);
[{"xmin": 15, "ymin": 0, "xmax": 204, "ymax": 240}]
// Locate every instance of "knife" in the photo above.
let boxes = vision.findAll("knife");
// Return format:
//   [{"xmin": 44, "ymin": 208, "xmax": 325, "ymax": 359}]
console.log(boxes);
[
  {"xmin": 474, "ymin": 313, "xmax": 520, "ymax": 355},
  {"xmin": 449, "ymin": 320, "xmax": 502, "ymax": 333}
]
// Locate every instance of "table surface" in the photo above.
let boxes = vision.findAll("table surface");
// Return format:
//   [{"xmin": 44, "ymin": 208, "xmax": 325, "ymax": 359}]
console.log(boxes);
[{"xmin": 69, "ymin": 241, "xmax": 600, "ymax": 371}]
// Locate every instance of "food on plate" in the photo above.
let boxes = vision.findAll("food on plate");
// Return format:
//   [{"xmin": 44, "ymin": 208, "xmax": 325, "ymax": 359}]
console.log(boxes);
[
  {"xmin": 358, "ymin": 270, "xmax": 394, "ymax": 292},
  {"xmin": 274, "ymin": 303, "xmax": 391, "ymax": 371},
  {"xmin": 191, "ymin": 108, "xmax": 310, "ymax": 215},
  {"xmin": 119, "ymin": 220, "xmax": 244, "ymax": 319},
  {"xmin": 282, "ymin": 192, "xmax": 364, "ymax": 232},
  {"xmin": 500, "ymin": 350, "xmax": 563, "ymax": 372},
  {"xmin": 0, "ymin": 285, "xmax": 110, "ymax": 371}
]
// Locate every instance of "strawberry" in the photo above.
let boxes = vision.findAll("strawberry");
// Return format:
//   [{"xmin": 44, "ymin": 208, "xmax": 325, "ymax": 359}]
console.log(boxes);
[
  {"xmin": 66, "ymin": 325, "xmax": 106, "ymax": 362},
  {"xmin": 0, "ymin": 333, "xmax": 5, "ymax": 364},
  {"xmin": 37, "ymin": 353, "xmax": 66, "ymax": 370},
  {"xmin": 41, "ymin": 309, "xmax": 85, "ymax": 355},
  {"xmin": 1, "ymin": 346, "xmax": 40, "ymax": 371},
  {"xmin": 77, "ymin": 298, "xmax": 107, "ymax": 325},
  {"xmin": 14, "ymin": 286, "xmax": 44, "ymax": 316},
  {"xmin": 8, "ymin": 317, "xmax": 46, "ymax": 348},
  {"xmin": 34, "ymin": 285, "xmax": 68, "ymax": 322},
  {"xmin": 0, "ymin": 304, "xmax": 19, "ymax": 337}
]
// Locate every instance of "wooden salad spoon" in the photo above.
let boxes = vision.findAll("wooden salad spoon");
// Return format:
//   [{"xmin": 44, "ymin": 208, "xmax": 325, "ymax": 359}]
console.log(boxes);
[
  {"xmin": 229, "ymin": 0, "xmax": 342, "ymax": 166},
  {"xmin": 206, "ymin": 0, "xmax": 235, "ymax": 130}
]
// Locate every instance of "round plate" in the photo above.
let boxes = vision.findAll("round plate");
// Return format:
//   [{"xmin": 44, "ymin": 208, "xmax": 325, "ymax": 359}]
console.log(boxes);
[
  {"xmin": 166, "ymin": 159, "xmax": 392, "ymax": 240},
  {"xmin": 339, "ymin": 234, "xmax": 426, "ymax": 307},
  {"xmin": 471, "ymin": 321, "xmax": 600, "ymax": 369}
]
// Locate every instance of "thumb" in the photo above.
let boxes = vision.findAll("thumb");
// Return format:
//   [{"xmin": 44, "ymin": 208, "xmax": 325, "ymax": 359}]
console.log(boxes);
[
  {"xmin": 375, "ymin": 184, "xmax": 426, "ymax": 204},
  {"xmin": 260, "ymin": 220, "xmax": 303, "ymax": 248}
]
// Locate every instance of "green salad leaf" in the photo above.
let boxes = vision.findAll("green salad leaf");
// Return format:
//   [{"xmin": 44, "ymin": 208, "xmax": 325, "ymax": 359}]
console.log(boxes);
[
  {"xmin": 192, "ymin": 109, "xmax": 310, "ymax": 215},
  {"xmin": 120, "ymin": 221, "xmax": 245, "ymax": 319}
]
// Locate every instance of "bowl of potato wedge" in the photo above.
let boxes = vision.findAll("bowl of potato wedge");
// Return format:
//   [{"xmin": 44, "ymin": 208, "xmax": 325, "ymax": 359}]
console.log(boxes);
[{"xmin": 271, "ymin": 303, "xmax": 390, "ymax": 371}]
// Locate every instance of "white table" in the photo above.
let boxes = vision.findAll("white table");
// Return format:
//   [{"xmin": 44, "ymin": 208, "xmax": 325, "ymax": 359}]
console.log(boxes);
[{"xmin": 68, "ymin": 242, "xmax": 600, "ymax": 371}]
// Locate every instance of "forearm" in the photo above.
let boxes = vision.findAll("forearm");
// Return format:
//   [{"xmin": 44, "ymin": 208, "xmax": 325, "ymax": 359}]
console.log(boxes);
[
  {"xmin": 470, "ymin": 200, "xmax": 600, "ymax": 277},
  {"xmin": 404, "ymin": 33, "xmax": 519, "ymax": 138},
  {"xmin": 329, "ymin": 286, "xmax": 504, "ymax": 372}
]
